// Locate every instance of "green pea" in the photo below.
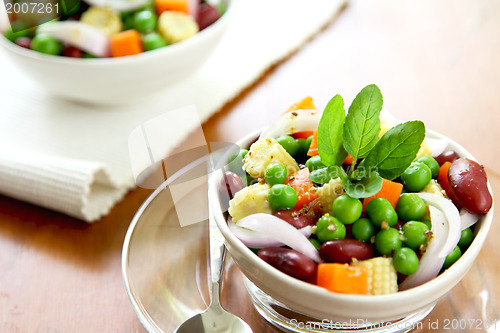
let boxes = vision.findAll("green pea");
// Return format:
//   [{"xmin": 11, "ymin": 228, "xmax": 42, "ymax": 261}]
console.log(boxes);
[
  {"xmin": 4, "ymin": 21, "xmax": 30, "ymax": 43},
  {"xmin": 332, "ymin": 194, "xmax": 362, "ymax": 224},
  {"xmin": 296, "ymin": 138, "xmax": 309, "ymax": 155},
  {"xmin": 309, "ymin": 238, "xmax": 321, "ymax": 250},
  {"xmin": 82, "ymin": 52, "xmax": 98, "ymax": 59},
  {"xmin": 264, "ymin": 163, "xmax": 287, "ymax": 185},
  {"xmin": 458, "ymin": 228, "xmax": 474, "ymax": 248},
  {"xmin": 305, "ymin": 135, "xmax": 313, "ymax": 151},
  {"xmin": 365, "ymin": 198, "xmax": 398, "ymax": 227},
  {"xmin": 422, "ymin": 219, "xmax": 432, "ymax": 229},
  {"xmin": 416, "ymin": 156, "xmax": 440, "ymax": 179},
  {"xmin": 443, "ymin": 246, "xmax": 461, "ymax": 269},
  {"xmin": 133, "ymin": 10, "xmax": 157, "ymax": 33},
  {"xmin": 352, "ymin": 218, "xmax": 375, "ymax": 242},
  {"xmin": 305, "ymin": 155, "xmax": 326, "ymax": 172},
  {"xmin": 401, "ymin": 162, "xmax": 432, "ymax": 192},
  {"xmin": 31, "ymin": 34, "xmax": 62, "ymax": 55},
  {"xmin": 393, "ymin": 247, "xmax": 419, "ymax": 275},
  {"xmin": 315, "ymin": 215, "xmax": 346, "ymax": 243},
  {"xmin": 276, "ymin": 135, "xmax": 299, "ymax": 156},
  {"xmin": 396, "ymin": 193, "xmax": 426, "ymax": 221},
  {"xmin": 402, "ymin": 221, "xmax": 430, "ymax": 250},
  {"xmin": 375, "ymin": 228, "xmax": 402, "ymax": 255},
  {"xmin": 227, "ymin": 149, "xmax": 248, "ymax": 175},
  {"xmin": 122, "ymin": 12, "xmax": 135, "ymax": 30},
  {"xmin": 142, "ymin": 32, "xmax": 167, "ymax": 51},
  {"xmin": 267, "ymin": 184, "xmax": 297, "ymax": 211},
  {"xmin": 216, "ymin": 2, "xmax": 227, "ymax": 15}
]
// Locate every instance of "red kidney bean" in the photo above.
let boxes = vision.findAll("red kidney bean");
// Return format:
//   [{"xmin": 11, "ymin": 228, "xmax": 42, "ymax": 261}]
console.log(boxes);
[
  {"xmin": 319, "ymin": 239, "xmax": 374, "ymax": 263},
  {"xmin": 393, "ymin": 220, "xmax": 404, "ymax": 231},
  {"xmin": 275, "ymin": 210, "xmax": 316, "ymax": 229},
  {"xmin": 62, "ymin": 46, "xmax": 83, "ymax": 58},
  {"xmin": 435, "ymin": 151, "xmax": 460, "ymax": 166},
  {"xmin": 304, "ymin": 198, "xmax": 324, "ymax": 218},
  {"xmin": 196, "ymin": 3, "xmax": 220, "ymax": 30},
  {"xmin": 219, "ymin": 171, "xmax": 243, "ymax": 199},
  {"xmin": 15, "ymin": 37, "xmax": 31, "ymax": 49},
  {"xmin": 448, "ymin": 158, "xmax": 492, "ymax": 214},
  {"xmin": 257, "ymin": 247, "xmax": 317, "ymax": 280}
]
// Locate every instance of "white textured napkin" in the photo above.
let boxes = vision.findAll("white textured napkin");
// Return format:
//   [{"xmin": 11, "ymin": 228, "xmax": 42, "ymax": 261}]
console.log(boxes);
[{"xmin": 0, "ymin": 0, "xmax": 347, "ymax": 222}]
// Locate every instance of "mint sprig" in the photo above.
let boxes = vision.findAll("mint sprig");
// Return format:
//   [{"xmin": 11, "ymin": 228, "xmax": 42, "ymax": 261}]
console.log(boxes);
[
  {"xmin": 343, "ymin": 84, "xmax": 382, "ymax": 173},
  {"xmin": 309, "ymin": 84, "xmax": 426, "ymax": 198},
  {"xmin": 317, "ymin": 95, "xmax": 348, "ymax": 166},
  {"xmin": 358, "ymin": 121, "xmax": 425, "ymax": 180}
]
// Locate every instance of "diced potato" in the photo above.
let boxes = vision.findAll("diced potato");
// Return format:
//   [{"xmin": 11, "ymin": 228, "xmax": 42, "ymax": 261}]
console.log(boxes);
[
  {"xmin": 228, "ymin": 183, "xmax": 272, "ymax": 222},
  {"xmin": 243, "ymin": 137, "xmax": 299, "ymax": 180},
  {"xmin": 420, "ymin": 179, "xmax": 446, "ymax": 197},
  {"xmin": 355, "ymin": 257, "xmax": 398, "ymax": 295},
  {"xmin": 316, "ymin": 178, "xmax": 344, "ymax": 215},
  {"xmin": 416, "ymin": 139, "xmax": 432, "ymax": 158}
]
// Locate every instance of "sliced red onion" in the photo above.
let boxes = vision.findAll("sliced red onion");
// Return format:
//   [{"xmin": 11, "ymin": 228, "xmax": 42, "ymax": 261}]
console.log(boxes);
[
  {"xmin": 236, "ymin": 213, "xmax": 322, "ymax": 263},
  {"xmin": 399, "ymin": 206, "xmax": 447, "ymax": 290},
  {"xmin": 37, "ymin": 22, "xmax": 110, "ymax": 58},
  {"xmin": 426, "ymin": 138, "xmax": 448, "ymax": 157},
  {"xmin": 415, "ymin": 192, "xmax": 461, "ymax": 257},
  {"xmin": 460, "ymin": 208, "xmax": 480, "ymax": 230},
  {"xmin": 228, "ymin": 216, "xmax": 313, "ymax": 249},
  {"xmin": 83, "ymin": 0, "xmax": 150, "ymax": 12},
  {"xmin": 260, "ymin": 109, "xmax": 321, "ymax": 139}
]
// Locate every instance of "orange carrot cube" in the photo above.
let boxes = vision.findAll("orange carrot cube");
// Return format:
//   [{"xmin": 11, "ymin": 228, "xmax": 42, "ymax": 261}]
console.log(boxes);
[
  {"xmin": 317, "ymin": 263, "xmax": 368, "ymax": 295},
  {"xmin": 110, "ymin": 30, "xmax": 143, "ymax": 57},
  {"xmin": 362, "ymin": 178, "xmax": 403, "ymax": 211}
]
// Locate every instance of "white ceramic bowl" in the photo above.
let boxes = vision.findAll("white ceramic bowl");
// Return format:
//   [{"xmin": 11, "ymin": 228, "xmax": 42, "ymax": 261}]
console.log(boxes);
[
  {"xmin": 0, "ymin": 1, "xmax": 232, "ymax": 105},
  {"xmin": 210, "ymin": 128, "xmax": 494, "ymax": 328}
]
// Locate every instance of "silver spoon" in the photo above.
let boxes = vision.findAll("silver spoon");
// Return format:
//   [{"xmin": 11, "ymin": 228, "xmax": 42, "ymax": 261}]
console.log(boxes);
[{"xmin": 175, "ymin": 212, "xmax": 253, "ymax": 333}]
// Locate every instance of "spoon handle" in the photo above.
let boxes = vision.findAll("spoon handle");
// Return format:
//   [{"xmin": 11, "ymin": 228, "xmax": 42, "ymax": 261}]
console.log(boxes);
[{"xmin": 209, "ymin": 199, "xmax": 226, "ymax": 306}]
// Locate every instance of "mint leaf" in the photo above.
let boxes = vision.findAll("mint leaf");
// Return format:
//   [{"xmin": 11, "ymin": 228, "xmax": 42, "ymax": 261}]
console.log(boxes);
[
  {"xmin": 359, "ymin": 121, "xmax": 426, "ymax": 180},
  {"xmin": 342, "ymin": 171, "xmax": 383, "ymax": 198},
  {"xmin": 309, "ymin": 166, "xmax": 347, "ymax": 185},
  {"xmin": 343, "ymin": 84, "xmax": 382, "ymax": 163},
  {"xmin": 317, "ymin": 95, "xmax": 348, "ymax": 166}
]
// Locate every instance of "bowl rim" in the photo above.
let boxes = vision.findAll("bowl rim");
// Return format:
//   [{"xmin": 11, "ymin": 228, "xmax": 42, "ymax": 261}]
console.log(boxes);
[
  {"xmin": 209, "ymin": 127, "xmax": 494, "ymax": 306},
  {"xmin": 0, "ymin": 0, "xmax": 234, "ymax": 66}
]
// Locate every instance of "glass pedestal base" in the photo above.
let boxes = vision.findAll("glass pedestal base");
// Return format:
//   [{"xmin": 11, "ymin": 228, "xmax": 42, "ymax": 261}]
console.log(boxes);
[{"xmin": 243, "ymin": 277, "xmax": 434, "ymax": 333}]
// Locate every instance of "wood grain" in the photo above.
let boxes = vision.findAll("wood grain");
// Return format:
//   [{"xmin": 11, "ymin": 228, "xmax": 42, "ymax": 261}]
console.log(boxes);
[{"xmin": 1, "ymin": 0, "xmax": 499, "ymax": 331}]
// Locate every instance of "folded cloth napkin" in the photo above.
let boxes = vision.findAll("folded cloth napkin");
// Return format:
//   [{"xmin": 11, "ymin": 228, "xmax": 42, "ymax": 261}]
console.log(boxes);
[{"xmin": 0, "ymin": 0, "xmax": 347, "ymax": 222}]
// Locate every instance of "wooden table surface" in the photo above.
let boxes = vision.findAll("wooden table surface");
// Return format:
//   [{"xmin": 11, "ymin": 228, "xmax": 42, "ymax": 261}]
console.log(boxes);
[{"xmin": 1, "ymin": 0, "xmax": 499, "ymax": 332}]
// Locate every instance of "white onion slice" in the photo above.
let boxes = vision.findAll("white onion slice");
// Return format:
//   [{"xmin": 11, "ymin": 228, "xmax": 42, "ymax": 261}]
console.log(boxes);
[
  {"xmin": 228, "ymin": 216, "xmax": 313, "ymax": 249},
  {"xmin": 260, "ymin": 109, "xmax": 321, "ymax": 139},
  {"xmin": 460, "ymin": 208, "xmax": 480, "ymax": 230},
  {"xmin": 37, "ymin": 22, "xmax": 110, "ymax": 58},
  {"xmin": 399, "ymin": 206, "xmax": 448, "ymax": 290},
  {"xmin": 426, "ymin": 138, "xmax": 448, "ymax": 157},
  {"xmin": 236, "ymin": 213, "xmax": 322, "ymax": 263},
  {"xmin": 416, "ymin": 192, "xmax": 462, "ymax": 257},
  {"xmin": 83, "ymin": 0, "xmax": 150, "ymax": 12}
]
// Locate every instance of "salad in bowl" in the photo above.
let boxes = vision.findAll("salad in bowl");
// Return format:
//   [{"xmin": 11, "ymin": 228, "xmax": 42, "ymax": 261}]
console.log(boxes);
[{"xmin": 211, "ymin": 84, "xmax": 493, "ymax": 330}]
